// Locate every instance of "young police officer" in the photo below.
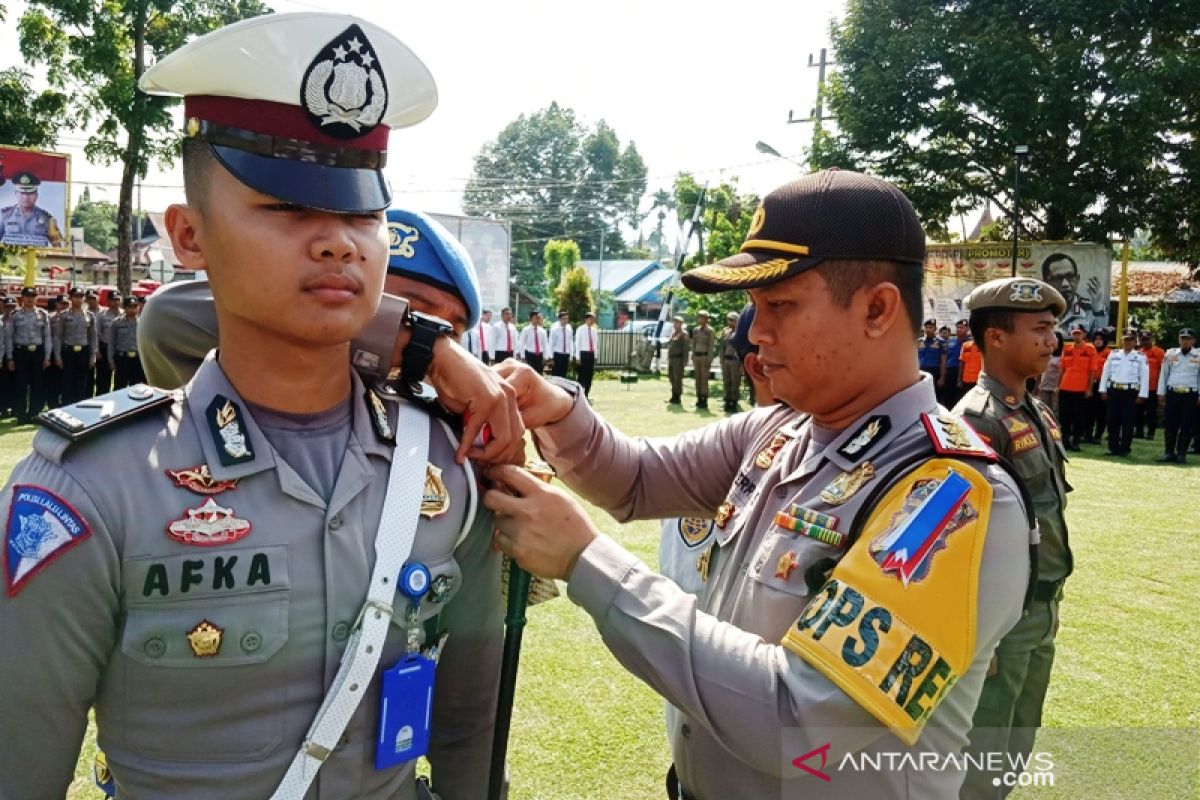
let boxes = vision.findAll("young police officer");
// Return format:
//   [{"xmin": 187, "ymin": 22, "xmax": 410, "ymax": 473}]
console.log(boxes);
[
  {"xmin": 485, "ymin": 171, "xmax": 1033, "ymax": 798},
  {"xmin": 0, "ymin": 14, "xmax": 521, "ymax": 799},
  {"xmin": 952, "ymin": 277, "xmax": 1074, "ymax": 799}
]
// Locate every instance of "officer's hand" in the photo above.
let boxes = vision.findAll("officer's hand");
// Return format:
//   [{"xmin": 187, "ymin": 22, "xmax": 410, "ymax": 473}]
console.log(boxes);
[
  {"xmin": 1086, "ymin": 275, "xmax": 1102, "ymax": 302},
  {"xmin": 484, "ymin": 464, "xmax": 598, "ymax": 580},
  {"xmin": 495, "ymin": 360, "xmax": 574, "ymax": 429},
  {"xmin": 426, "ymin": 338, "xmax": 524, "ymax": 465},
  {"xmin": 1135, "ymin": 397, "xmax": 1144, "ymax": 405}
]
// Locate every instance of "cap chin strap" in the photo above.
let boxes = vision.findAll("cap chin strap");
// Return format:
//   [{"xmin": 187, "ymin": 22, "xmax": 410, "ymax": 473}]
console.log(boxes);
[{"xmin": 269, "ymin": 402, "xmax": 429, "ymax": 800}]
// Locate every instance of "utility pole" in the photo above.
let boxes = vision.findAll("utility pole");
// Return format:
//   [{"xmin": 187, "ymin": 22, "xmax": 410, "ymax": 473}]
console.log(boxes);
[{"xmin": 788, "ymin": 48, "xmax": 835, "ymax": 129}]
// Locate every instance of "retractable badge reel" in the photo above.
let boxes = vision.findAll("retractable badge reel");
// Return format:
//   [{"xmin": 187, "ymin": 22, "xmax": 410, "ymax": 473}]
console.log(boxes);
[{"xmin": 376, "ymin": 562, "xmax": 436, "ymax": 770}]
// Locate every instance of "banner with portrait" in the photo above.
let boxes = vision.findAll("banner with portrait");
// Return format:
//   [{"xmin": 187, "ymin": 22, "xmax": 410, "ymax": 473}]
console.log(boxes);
[
  {"xmin": 0, "ymin": 147, "xmax": 70, "ymax": 251},
  {"xmin": 924, "ymin": 242, "xmax": 1111, "ymax": 335},
  {"xmin": 429, "ymin": 213, "xmax": 511, "ymax": 315}
]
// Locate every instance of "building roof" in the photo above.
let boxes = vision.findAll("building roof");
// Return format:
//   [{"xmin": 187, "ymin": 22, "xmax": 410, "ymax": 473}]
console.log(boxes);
[
  {"xmin": 1112, "ymin": 261, "xmax": 1196, "ymax": 303},
  {"xmin": 580, "ymin": 260, "xmax": 658, "ymax": 295},
  {"xmin": 616, "ymin": 268, "xmax": 676, "ymax": 304}
]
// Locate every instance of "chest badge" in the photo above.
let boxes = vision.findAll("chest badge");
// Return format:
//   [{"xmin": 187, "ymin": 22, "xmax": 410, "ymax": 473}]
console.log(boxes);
[
  {"xmin": 207, "ymin": 396, "xmax": 254, "ymax": 466},
  {"xmin": 820, "ymin": 461, "xmax": 876, "ymax": 506},
  {"xmin": 166, "ymin": 464, "xmax": 238, "ymax": 495},
  {"xmin": 696, "ymin": 542, "xmax": 715, "ymax": 582},
  {"xmin": 421, "ymin": 464, "xmax": 450, "ymax": 519},
  {"xmin": 186, "ymin": 619, "xmax": 224, "ymax": 658},
  {"xmin": 167, "ymin": 499, "xmax": 252, "ymax": 547},
  {"xmin": 714, "ymin": 501, "xmax": 735, "ymax": 528},
  {"xmin": 775, "ymin": 550, "xmax": 799, "ymax": 581},
  {"xmin": 677, "ymin": 517, "xmax": 713, "ymax": 547},
  {"xmin": 754, "ymin": 432, "xmax": 791, "ymax": 469}
]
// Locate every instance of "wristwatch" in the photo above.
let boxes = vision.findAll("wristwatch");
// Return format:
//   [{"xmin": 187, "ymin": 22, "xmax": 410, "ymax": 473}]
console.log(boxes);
[{"xmin": 400, "ymin": 310, "xmax": 454, "ymax": 389}]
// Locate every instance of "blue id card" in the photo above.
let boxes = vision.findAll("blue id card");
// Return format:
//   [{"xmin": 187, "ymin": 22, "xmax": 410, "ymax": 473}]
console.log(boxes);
[{"xmin": 375, "ymin": 653, "xmax": 436, "ymax": 770}]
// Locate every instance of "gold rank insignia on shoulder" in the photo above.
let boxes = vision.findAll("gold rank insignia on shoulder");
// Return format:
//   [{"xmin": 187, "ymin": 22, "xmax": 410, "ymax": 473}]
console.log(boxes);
[
  {"xmin": 921, "ymin": 412, "xmax": 997, "ymax": 462},
  {"xmin": 420, "ymin": 464, "xmax": 450, "ymax": 519},
  {"xmin": 755, "ymin": 432, "xmax": 790, "ymax": 469},
  {"xmin": 187, "ymin": 619, "xmax": 223, "ymax": 657},
  {"xmin": 820, "ymin": 461, "xmax": 876, "ymax": 506},
  {"xmin": 714, "ymin": 500, "xmax": 735, "ymax": 528}
]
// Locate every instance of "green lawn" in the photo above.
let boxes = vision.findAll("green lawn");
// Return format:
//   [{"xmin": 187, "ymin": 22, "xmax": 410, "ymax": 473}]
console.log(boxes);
[{"xmin": 1, "ymin": 374, "xmax": 1196, "ymax": 798}]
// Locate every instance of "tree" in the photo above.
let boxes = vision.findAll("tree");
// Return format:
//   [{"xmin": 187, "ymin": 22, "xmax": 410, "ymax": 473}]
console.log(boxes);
[
  {"xmin": 70, "ymin": 187, "xmax": 121, "ymax": 252},
  {"xmin": 18, "ymin": 0, "xmax": 269, "ymax": 294},
  {"xmin": 0, "ymin": 67, "xmax": 68, "ymax": 149},
  {"xmin": 671, "ymin": 173, "xmax": 757, "ymax": 323},
  {"xmin": 554, "ymin": 265, "xmax": 594, "ymax": 326},
  {"xmin": 820, "ymin": 0, "xmax": 1200, "ymax": 243},
  {"xmin": 464, "ymin": 103, "xmax": 647, "ymax": 296},
  {"xmin": 543, "ymin": 239, "xmax": 581, "ymax": 298}
]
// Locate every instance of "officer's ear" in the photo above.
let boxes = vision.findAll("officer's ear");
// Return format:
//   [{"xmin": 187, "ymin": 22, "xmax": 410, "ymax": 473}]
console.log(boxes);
[
  {"xmin": 165, "ymin": 204, "xmax": 208, "ymax": 273},
  {"xmin": 860, "ymin": 280, "xmax": 903, "ymax": 341}
]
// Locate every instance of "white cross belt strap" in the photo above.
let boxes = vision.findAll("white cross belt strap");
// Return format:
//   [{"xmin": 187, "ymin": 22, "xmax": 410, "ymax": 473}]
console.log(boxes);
[{"xmin": 270, "ymin": 402, "xmax": 430, "ymax": 800}]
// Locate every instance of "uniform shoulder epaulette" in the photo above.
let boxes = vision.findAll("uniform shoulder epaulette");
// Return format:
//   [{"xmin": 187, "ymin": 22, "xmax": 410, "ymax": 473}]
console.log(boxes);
[
  {"xmin": 955, "ymin": 384, "xmax": 992, "ymax": 418},
  {"xmin": 37, "ymin": 384, "xmax": 175, "ymax": 443},
  {"xmin": 920, "ymin": 411, "xmax": 997, "ymax": 462}
]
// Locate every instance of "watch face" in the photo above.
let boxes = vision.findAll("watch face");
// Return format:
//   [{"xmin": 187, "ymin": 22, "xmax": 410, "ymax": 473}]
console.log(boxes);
[{"xmin": 409, "ymin": 310, "xmax": 454, "ymax": 334}]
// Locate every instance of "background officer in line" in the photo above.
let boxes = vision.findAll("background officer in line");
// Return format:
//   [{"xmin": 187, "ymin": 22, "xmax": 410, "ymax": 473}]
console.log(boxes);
[
  {"xmin": 461, "ymin": 308, "xmax": 494, "ymax": 364},
  {"xmin": 519, "ymin": 310, "xmax": 549, "ymax": 374},
  {"xmin": 5, "ymin": 286, "xmax": 51, "ymax": 423},
  {"xmin": 492, "ymin": 306, "xmax": 519, "ymax": 362},
  {"xmin": 109, "ymin": 296, "xmax": 144, "ymax": 389},
  {"xmin": 690, "ymin": 309, "xmax": 714, "ymax": 410},
  {"xmin": 665, "ymin": 315, "xmax": 689, "ymax": 405},
  {"xmin": 0, "ymin": 295, "xmax": 12, "ymax": 417},
  {"xmin": 94, "ymin": 291, "xmax": 122, "ymax": 395},
  {"xmin": 1084, "ymin": 330, "xmax": 1111, "ymax": 444},
  {"xmin": 0, "ymin": 13, "xmax": 519, "ymax": 800},
  {"xmin": 952, "ymin": 278, "xmax": 1073, "ymax": 800},
  {"xmin": 549, "ymin": 310, "xmax": 574, "ymax": 377},
  {"xmin": 53, "ymin": 286, "xmax": 98, "ymax": 404},
  {"xmin": 718, "ymin": 310, "xmax": 742, "ymax": 412},
  {"xmin": 1098, "ymin": 331, "xmax": 1149, "ymax": 457},
  {"xmin": 42, "ymin": 295, "xmax": 64, "ymax": 409},
  {"xmin": 942, "ymin": 318, "xmax": 969, "ymax": 407},
  {"xmin": 84, "ymin": 289, "xmax": 102, "ymax": 395},
  {"xmin": 0, "ymin": 171, "xmax": 65, "ymax": 248},
  {"xmin": 918, "ymin": 316, "xmax": 947, "ymax": 389},
  {"xmin": 1056, "ymin": 323, "xmax": 1096, "ymax": 451},
  {"xmin": 573, "ymin": 310, "xmax": 599, "ymax": 398},
  {"xmin": 1134, "ymin": 330, "xmax": 1165, "ymax": 440},
  {"xmin": 485, "ymin": 171, "xmax": 1031, "ymax": 799},
  {"xmin": 958, "ymin": 333, "xmax": 982, "ymax": 395},
  {"xmin": 1157, "ymin": 328, "xmax": 1200, "ymax": 464}
]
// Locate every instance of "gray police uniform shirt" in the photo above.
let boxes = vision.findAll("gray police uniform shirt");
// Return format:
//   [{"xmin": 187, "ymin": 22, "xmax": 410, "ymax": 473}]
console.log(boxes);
[
  {"xmin": 109, "ymin": 315, "xmax": 140, "ymax": 362},
  {"xmin": 1159, "ymin": 347, "xmax": 1200, "ymax": 393},
  {"xmin": 658, "ymin": 517, "xmax": 716, "ymax": 596},
  {"xmin": 53, "ymin": 307, "xmax": 98, "ymax": 359},
  {"xmin": 533, "ymin": 375, "xmax": 1030, "ymax": 799},
  {"xmin": 4, "ymin": 306, "xmax": 52, "ymax": 359},
  {"xmin": 98, "ymin": 306, "xmax": 121, "ymax": 348},
  {"xmin": 0, "ymin": 353, "xmax": 503, "ymax": 800}
]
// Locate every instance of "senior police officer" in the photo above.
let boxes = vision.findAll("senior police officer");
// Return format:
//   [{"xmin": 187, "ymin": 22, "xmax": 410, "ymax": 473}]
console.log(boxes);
[
  {"xmin": 690, "ymin": 309, "xmax": 715, "ymax": 410},
  {"xmin": 108, "ymin": 295, "xmax": 145, "ymax": 389},
  {"xmin": 53, "ymin": 286, "xmax": 99, "ymax": 404},
  {"xmin": 719, "ymin": 309, "xmax": 742, "ymax": 412},
  {"xmin": 5, "ymin": 286, "xmax": 52, "ymax": 423},
  {"xmin": 1098, "ymin": 331, "xmax": 1149, "ymax": 457},
  {"xmin": 1158, "ymin": 328, "xmax": 1200, "ymax": 464},
  {"xmin": 0, "ymin": 14, "xmax": 522, "ymax": 800},
  {"xmin": 485, "ymin": 170, "xmax": 1033, "ymax": 799},
  {"xmin": 0, "ymin": 171, "xmax": 65, "ymax": 248},
  {"xmin": 951, "ymin": 278, "xmax": 1073, "ymax": 799}
]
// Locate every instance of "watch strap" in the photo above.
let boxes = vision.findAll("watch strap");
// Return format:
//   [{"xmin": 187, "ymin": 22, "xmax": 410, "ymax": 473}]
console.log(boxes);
[{"xmin": 350, "ymin": 294, "xmax": 410, "ymax": 381}]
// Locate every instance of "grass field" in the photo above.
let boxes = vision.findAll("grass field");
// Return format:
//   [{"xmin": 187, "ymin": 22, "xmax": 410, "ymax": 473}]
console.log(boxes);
[{"xmin": 1, "ymin": 374, "xmax": 1196, "ymax": 799}]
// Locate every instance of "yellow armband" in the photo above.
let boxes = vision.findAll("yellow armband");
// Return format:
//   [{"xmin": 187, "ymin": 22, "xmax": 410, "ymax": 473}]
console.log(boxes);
[{"xmin": 781, "ymin": 458, "xmax": 992, "ymax": 745}]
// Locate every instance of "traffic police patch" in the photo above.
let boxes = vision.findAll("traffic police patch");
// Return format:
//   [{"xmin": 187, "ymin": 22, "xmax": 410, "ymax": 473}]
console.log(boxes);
[
  {"xmin": 301, "ymin": 24, "xmax": 388, "ymax": 139},
  {"xmin": 5, "ymin": 485, "xmax": 91, "ymax": 596},
  {"xmin": 677, "ymin": 517, "xmax": 714, "ymax": 548}
]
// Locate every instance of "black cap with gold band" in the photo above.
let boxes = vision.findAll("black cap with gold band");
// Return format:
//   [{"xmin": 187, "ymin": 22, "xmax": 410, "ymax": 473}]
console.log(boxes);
[
  {"xmin": 682, "ymin": 169, "xmax": 927, "ymax": 294},
  {"xmin": 138, "ymin": 12, "xmax": 437, "ymax": 214}
]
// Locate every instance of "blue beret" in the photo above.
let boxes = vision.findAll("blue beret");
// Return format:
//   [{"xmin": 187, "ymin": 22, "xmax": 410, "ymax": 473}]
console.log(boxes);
[
  {"xmin": 386, "ymin": 209, "xmax": 481, "ymax": 328},
  {"xmin": 729, "ymin": 303, "xmax": 758, "ymax": 361}
]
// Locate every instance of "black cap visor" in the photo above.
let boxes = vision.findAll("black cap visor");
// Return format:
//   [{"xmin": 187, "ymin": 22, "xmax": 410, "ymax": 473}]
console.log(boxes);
[{"xmin": 211, "ymin": 144, "xmax": 391, "ymax": 214}]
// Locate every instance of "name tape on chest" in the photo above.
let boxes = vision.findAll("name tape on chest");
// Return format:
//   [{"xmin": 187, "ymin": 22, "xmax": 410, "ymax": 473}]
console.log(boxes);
[{"xmin": 781, "ymin": 459, "xmax": 993, "ymax": 745}]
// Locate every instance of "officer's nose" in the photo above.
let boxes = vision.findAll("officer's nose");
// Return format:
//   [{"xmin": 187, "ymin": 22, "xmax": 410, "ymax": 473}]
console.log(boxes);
[{"xmin": 310, "ymin": 217, "xmax": 362, "ymax": 264}]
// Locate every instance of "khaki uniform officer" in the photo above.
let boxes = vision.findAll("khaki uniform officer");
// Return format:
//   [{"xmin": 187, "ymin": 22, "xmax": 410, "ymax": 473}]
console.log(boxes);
[
  {"xmin": 0, "ymin": 13, "xmax": 505, "ymax": 800},
  {"xmin": 666, "ymin": 316, "xmax": 689, "ymax": 405},
  {"xmin": 951, "ymin": 278, "xmax": 1073, "ymax": 799},
  {"xmin": 53, "ymin": 286, "xmax": 99, "ymax": 404},
  {"xmin": 690, "ymin": 310, "xmax": 715, "ymax": 410},
  {"xmin": 108, "ymin": 296, "xmax": 145, "ymax": 389},
  {"xmin": 719, "ymin": 310, "xmax": 742, "ymax": 412},
  {"xmin": 5, "ymin": 286, "xmax": 52, "ymax": 422},
  {"xmin": 486, "ymin": 171, "xmax": 1033, "ymax": 799}
]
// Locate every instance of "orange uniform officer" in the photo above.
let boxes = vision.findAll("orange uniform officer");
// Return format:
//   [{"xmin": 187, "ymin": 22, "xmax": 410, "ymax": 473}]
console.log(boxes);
[
  {"xmin": 1057, "ymin": 324, "xmax": 1097, "ymax": 450},
  {"xmin": 958, "ymin": 338, "xmax": 982, "ymax": 390}
]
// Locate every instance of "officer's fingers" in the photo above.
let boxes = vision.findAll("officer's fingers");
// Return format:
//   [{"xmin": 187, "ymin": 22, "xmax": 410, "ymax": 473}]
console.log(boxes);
[
  {"xmin": 483, "ymin": 487, "xmax": 526, "ymax": 518},
  {"xmin": 483, "ymin": 463, "xmax": 547, "ymax": 498}
]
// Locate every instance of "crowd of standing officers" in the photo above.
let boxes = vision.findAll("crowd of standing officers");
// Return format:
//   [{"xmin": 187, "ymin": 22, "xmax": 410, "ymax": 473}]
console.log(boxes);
[{"xmin": 0, "ymin": 287, "xmax": 144, "ymax": 423}]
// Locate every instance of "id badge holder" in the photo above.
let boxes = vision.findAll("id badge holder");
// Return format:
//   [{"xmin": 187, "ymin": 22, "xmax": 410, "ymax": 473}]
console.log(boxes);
[{"xmin": 375, "ymin": 652, "xmax": 436, "ymax": 769}]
